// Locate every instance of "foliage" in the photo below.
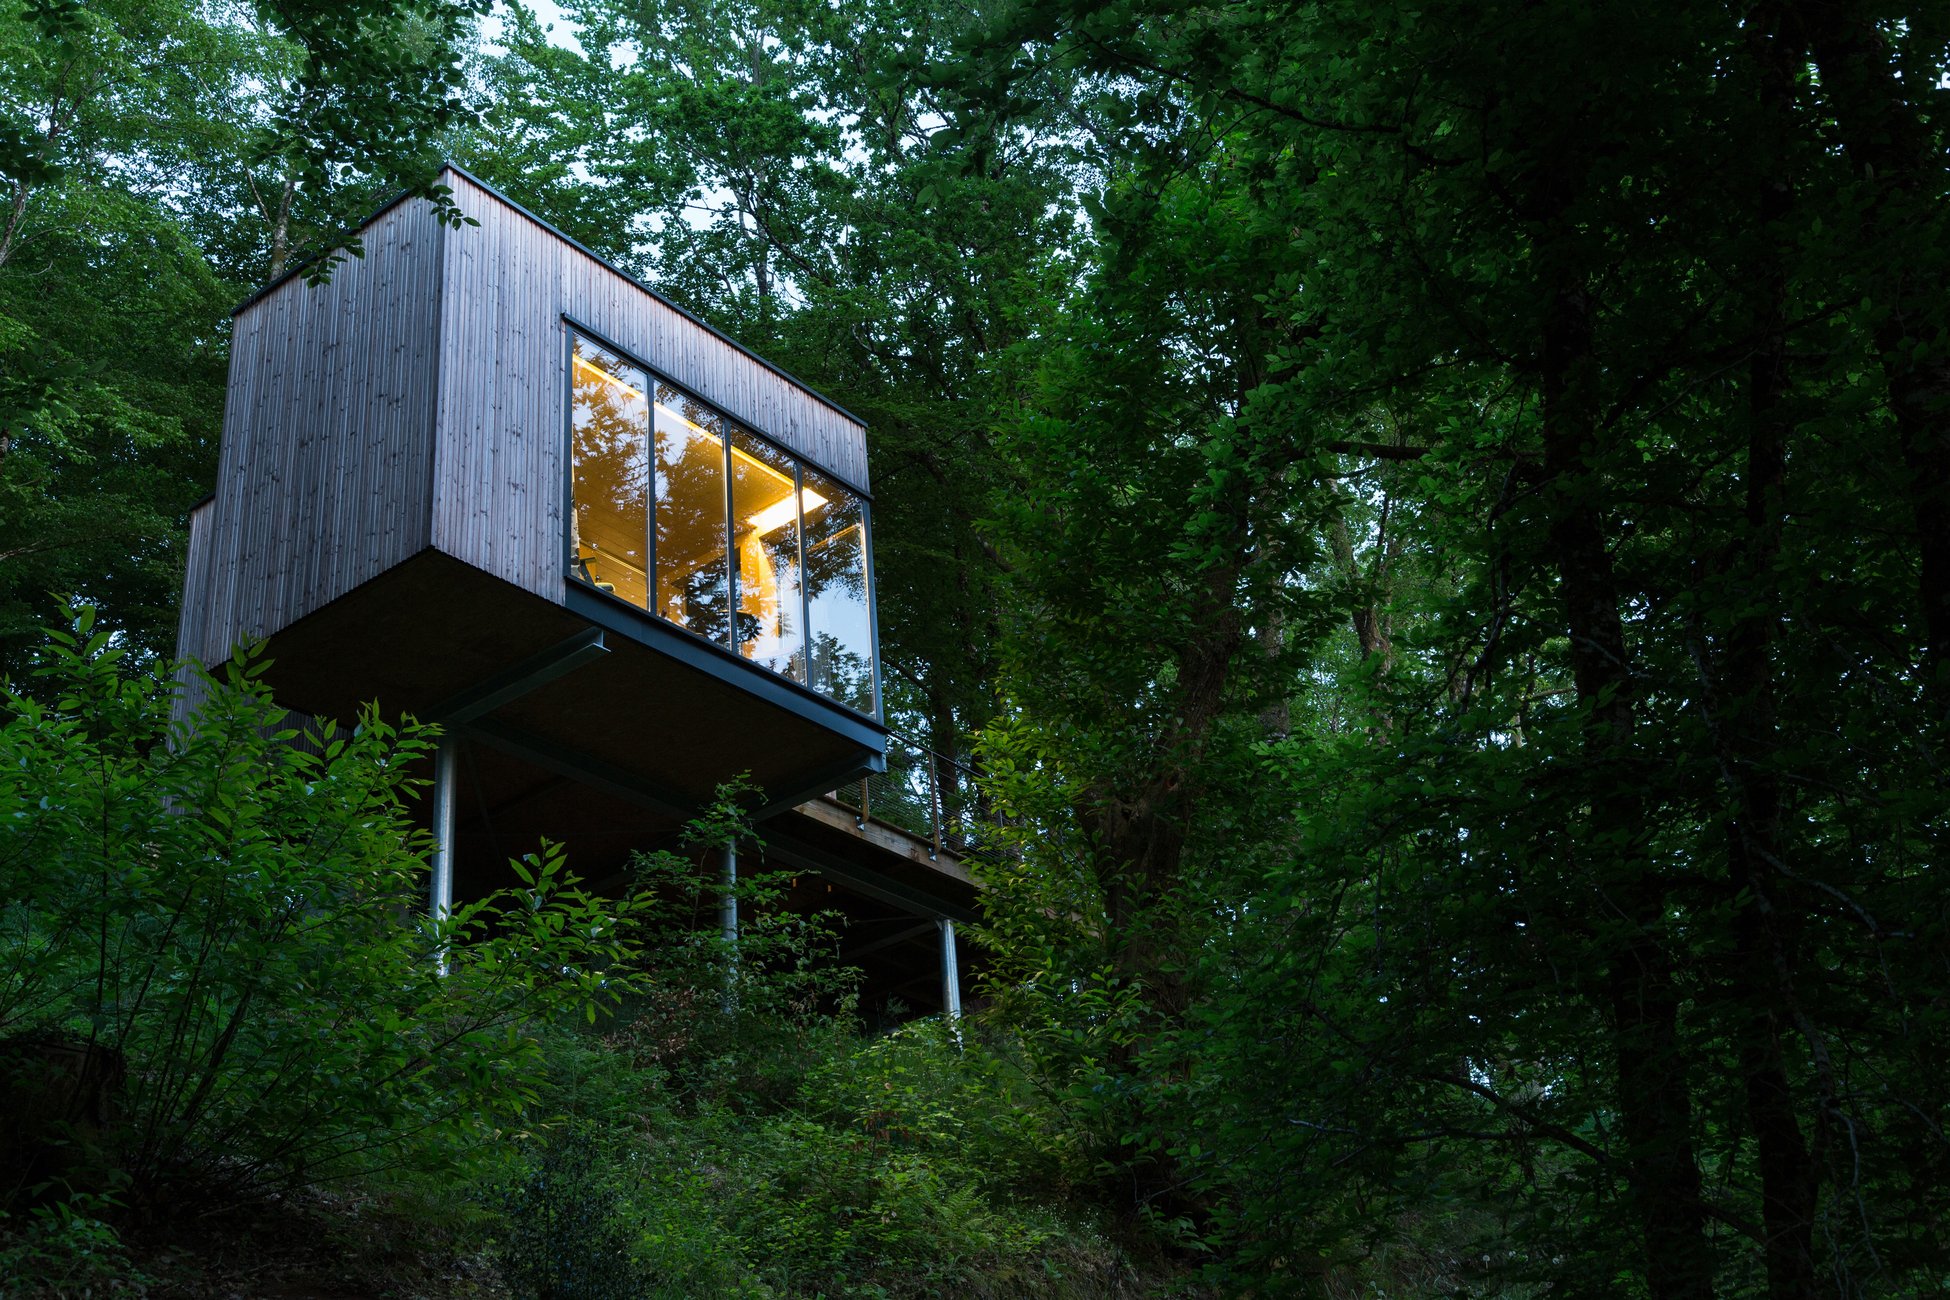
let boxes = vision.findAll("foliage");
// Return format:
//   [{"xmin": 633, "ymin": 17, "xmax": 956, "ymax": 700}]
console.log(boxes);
[
  {"xmin": 0, "ymin": 0, "xmax": 492, "ymax": 675},
  {"xmin": 952, "ymin": 0, "xmax": 1950, "ymax": 1295},
  {"xmin": 0, "ymin": 607, "xmax": 656, "ymax": 1217},
  {"xmin": 5, "ymin": 0, "xmax": 1950, "ymax": 1293},
  {"xmin": 497, "ymin": 1017, "xmax": 1143, "ymax": 1300},
  {"xmin": 471, "ymin": 788, "xmax": 1144, "ymax": 1300},
  {"xmin": 0, "ymin": 1188, "xmax": 143, "ymax": 1298},
  {"xmin": 496, "ymin": 1126, "xmax": 652, "ymax": 1300}
]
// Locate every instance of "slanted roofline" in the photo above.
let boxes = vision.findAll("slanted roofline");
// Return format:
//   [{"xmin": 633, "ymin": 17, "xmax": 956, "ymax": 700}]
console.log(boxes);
[{"xmin": 228, "ymin": 162, "xmax": 868, "ymax": 433}]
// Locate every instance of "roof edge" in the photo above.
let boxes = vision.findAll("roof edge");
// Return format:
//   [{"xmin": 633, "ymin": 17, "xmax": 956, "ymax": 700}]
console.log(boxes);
[{"xmin": 227, "ymin": 163, "xmax": 870, "ymax": 432}]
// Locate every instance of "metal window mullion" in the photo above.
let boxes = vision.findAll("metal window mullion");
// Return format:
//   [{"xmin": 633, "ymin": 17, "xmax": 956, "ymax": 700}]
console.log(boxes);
[
  {"xmin": 644, "ymin": 383, "xmax": 658, "ymax": 617},
  {"xmin": 795, "ymin": 460, "xmax": 811, "ymax": 687},
  {"xmin": 862, "ymin": 496, "xmax": 882, "ymax": 719}
]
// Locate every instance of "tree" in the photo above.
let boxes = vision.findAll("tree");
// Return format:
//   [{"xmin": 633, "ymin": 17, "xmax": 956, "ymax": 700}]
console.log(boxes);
[
  {"xmin": 963, "ymin": 0, "xmax": 1950, "ymax": 1293},
  {"xmin": 0, "ymin": 0, "xmax": 494, "ymax": 673}
]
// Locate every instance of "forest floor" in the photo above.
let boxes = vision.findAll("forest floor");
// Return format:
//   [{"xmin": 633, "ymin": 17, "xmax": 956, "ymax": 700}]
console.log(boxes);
[
  {"xmin": 9, "ymin": 1178, "xmax": 1198, "ymax": 1300},
  {"xmin": 24, "ymin": 1188, "xmax": 507, "ymax": 1300}
]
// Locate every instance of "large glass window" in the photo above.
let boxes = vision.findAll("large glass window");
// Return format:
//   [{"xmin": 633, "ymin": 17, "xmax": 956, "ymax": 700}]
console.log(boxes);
[
  {"xmin": 570, "ymin": 343, "xmax": 649, "ymax": 608},
  {"xmin": 567, "ymin": 330, "xmax": 875, "ymax": 715},
  {"xmin": 651, "ymin": 382, "xmax": 732, "ymax": 643},
  {"xmin": 802, "ymin": 466, "xmax": 874, "ymax": 714}
]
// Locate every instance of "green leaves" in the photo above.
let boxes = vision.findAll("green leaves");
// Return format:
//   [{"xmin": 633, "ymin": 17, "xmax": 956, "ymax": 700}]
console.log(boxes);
[{"xmin": 0, "ymin": 610, "xmax": 662, "ymax": 1205}]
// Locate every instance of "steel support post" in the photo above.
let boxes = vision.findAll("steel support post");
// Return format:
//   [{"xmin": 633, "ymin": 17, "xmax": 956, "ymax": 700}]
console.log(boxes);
[
  {"xmin": 720, "ymin": 839, "xmax": 739, "ymax": 1013},
  {"xmin": 430, "ymin": 738, "xmax": 458, "ymax": 974},
  {"xmin": 939, "ymin": 918, "xmax": 962, "ymax": 1020},
  {"xmin": 720, "ymin": 839, "xmax": 739, "ymax": 946}
]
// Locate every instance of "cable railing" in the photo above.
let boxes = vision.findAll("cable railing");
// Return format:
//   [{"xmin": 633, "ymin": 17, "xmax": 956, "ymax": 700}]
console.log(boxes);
[{"xmin": 825, "ymin": 731, "xmax": 991, "ymax": 861}]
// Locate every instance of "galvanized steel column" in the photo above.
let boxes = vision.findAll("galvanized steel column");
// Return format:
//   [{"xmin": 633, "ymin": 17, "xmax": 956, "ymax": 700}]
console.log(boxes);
[
  {"xmin": 939, "ymin": 918, "xmax": 962, "ymax": 1020},
  {"xmin": 720, "ymin": 840, "xmax": 739, "ymax": 1013},
  {"xmin": 430, "ymin": 738, "xmax": 458, "ymax": 973}
]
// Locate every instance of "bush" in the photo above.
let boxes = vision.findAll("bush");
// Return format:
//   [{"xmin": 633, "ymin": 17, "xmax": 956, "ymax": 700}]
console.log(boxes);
[
  {"xmin": 0, "ymin": 1188, "xmax": 142, "ymax": 1297},
  {"xmin": 0, "ymin": 613, "xmax": 1174, "ymax": 1298},
  {"xmin": 495, "ymin": 1126, "xmax": 650, "ymax": 1300},
  {"xmin": 0, "ymin": 609, "xmax": 656, "ymax": 1216},
  {"xmin": 510, "ymin": 992, "xmax": 1135, "ymax": 1298}
]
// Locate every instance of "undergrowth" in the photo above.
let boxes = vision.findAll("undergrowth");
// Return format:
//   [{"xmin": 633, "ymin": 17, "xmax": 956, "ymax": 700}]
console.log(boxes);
[{"xmin": 0, "ymin": 614, "xmax": 1176, "ymax": 1299}]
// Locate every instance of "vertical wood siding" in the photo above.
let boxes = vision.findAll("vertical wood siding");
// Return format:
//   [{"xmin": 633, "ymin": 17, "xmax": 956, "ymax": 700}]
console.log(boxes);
[
  {"xmin": 178, "ymin": 199, "xmax": 445, "ymax": 668},
  {"xmin": 177, "ymin": 167, "xmax": 868, "ymax": 669},
  {"xmin": 431, "ymin": 169, "xmax": 870, "ymax": 603},
  {"xmin": 171, "ymin": 496, "xmax": 218, "ymax": 720}
]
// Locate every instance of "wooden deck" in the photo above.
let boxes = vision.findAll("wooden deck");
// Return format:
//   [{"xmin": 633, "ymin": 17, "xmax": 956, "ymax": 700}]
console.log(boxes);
[
  {"xmin": 758, "ymin": 796, "xmax": 980, "ymax": 1018},
  {"xmin": 791, "ymin": 797, "xmax": 974, "ymax": 887}
]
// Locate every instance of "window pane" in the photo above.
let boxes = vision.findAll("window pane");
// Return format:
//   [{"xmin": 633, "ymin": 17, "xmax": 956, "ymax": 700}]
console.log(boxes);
[
  {"xmin": 802, "ymin": 468, "xmax": 874, "ymax": 712},
  {"xmin": 652, "ymin": 382, "xmax": 732, "ymax": 645},
  {"xmin": 729, "ymin": 430, "xmax": 806, "ymax": 680},
  {"xmin": 570, "ymin": 339, "xmax": 649, "ymax": 608}
]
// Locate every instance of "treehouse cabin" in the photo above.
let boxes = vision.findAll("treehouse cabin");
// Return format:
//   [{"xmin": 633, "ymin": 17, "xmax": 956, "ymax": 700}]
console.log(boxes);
[{"xmin": 176, "ymin": 167, "xmax": 976, "ymax": 1015}]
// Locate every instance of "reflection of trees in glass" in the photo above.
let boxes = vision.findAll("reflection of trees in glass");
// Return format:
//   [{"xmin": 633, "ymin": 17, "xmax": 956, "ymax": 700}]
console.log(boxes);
[
  {"xmin": 570, "ymin": 344, "xmax": 648, "ymax": 607},
  {"xmin": 567, "ymin": 339, "xmax": 873, "ymax": 713},
  {"xmin": 802, "ymin": 469, "xmax": 873, "ymax": 710},
  {"xmin": 807, "ymin": 630, "xmax": 873, "ymax": 714},
  {"xmin": 652, "ymin": 381, "xmax": 730, "ymax": 644}
]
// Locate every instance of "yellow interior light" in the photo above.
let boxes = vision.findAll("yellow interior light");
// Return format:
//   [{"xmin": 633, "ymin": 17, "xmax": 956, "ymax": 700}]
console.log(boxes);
[{"xmin": 745, "ymin": 487, "xmax": 826, "ymax": 536}]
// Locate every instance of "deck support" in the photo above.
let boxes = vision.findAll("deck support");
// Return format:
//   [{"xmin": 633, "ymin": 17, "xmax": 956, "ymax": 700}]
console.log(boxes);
[
  {"xmin": 939, "ymin": 918, "xmax": 962, "ymax": 1020},
  {"xmin": 720, "ymin": 839, "xmax": 740, "ymax": 946},
  {"xmin": 430, "ymin": 738, "xmax": 458, "ymax": 973},
  {"xmin": 720, "ymin": 839, "xmax": 739, "ymax": 1012}
]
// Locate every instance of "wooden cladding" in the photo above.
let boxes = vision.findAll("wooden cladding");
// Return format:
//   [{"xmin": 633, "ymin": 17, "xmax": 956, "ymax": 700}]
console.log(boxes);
[
  {"xmin": 177, "ymin": 166, "xmax": 870, "ymax": 691},
  {"xmin": 180, "ymin": 197, "xmax": 445, "ymax": 670}
]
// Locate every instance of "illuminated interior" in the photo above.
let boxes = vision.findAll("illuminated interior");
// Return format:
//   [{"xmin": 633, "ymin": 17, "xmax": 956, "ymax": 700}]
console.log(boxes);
[
  {"xmin": 569, "ymin": 347, "xmax": 649, "ymax": 608},
  {"xmin": 569, "ymin": 335, "xmax": 874, "ymax": 713},
  {"xmin": 730, "ymin": 428, "xmax": 811, "ymax": 680}
]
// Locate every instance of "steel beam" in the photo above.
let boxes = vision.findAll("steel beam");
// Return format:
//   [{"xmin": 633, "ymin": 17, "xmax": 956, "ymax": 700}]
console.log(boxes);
[
  {"xmin": 844, "ymin": 920, "xmax": 937, "ymax": 962},
  {"xmin": 761, "ymin": 825, "xmax": 978, "ymax": 925},
  {"xmin": 431, "ymin": 627, "xmax": 609, "ymax": 725},
  {"xmin": 458, "ymin": 715, "xmax": 693, "ymax": 819}
]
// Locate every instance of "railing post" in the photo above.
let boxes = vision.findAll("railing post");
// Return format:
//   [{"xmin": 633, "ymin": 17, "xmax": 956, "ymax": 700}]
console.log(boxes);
[
  {"xmin": 858, "ymin": 776, "xmax": 870, "ymax": 826},
  {"xmin": 927, "ymin": 751, "xmax": 941, "ymax": 860}
]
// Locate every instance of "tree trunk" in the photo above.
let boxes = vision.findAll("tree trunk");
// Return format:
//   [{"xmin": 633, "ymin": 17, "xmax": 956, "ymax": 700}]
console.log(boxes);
[
  {"xmin": 1541, "ymin": 282, "xmax": 1715, "ymax": 1300},
  {"xmin": 1791, "ymin": 0, "xmax": 1950, "ymax": 708},
  {"xmin": 1711, "ymin": 17, "xmax": 1820, "ymax": 1298},
  {"xmin": 266, "ymin": 177, "xmax": 296, "ymax": 281},
  {"xmin": 0, "ymin": 180, "xmax": 29, "ymax": 273},
  {"xmin": 1086, "ymin": 537, "xmax": 1244, "ymax": 1020},
  {"xmin": 1075, "ymin": 484, "xmax": 1247, "ymax": 1224}
]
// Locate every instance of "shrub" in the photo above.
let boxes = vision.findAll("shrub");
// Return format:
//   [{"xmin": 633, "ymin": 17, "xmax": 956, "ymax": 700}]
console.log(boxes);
[
  {"xmin": 495, "ymin": 1126, "xmax": 650, "ymax": 1300},
  {"xmin": 800, "ymin": 1017, "xmax": 1081, "ymax": 1202},
  {"xmin": 0, "ymin": 1188, "xmax": 141, "ymax": 1296},
  {"xmin": 0, "ymin": 609, "xmax": 656, "ymax": 1215}
]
